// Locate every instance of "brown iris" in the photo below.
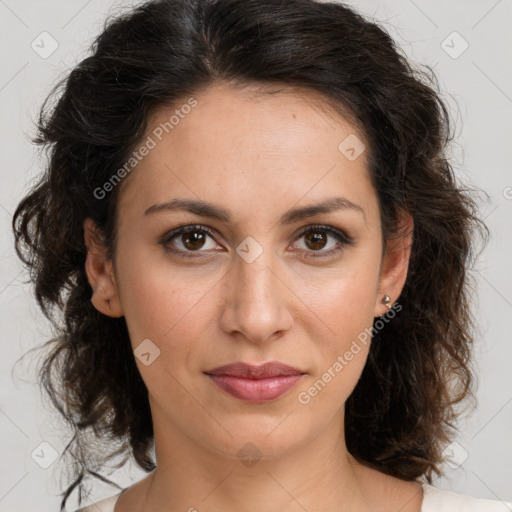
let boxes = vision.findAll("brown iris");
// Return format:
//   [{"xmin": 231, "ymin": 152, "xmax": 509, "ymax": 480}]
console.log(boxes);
[
  {"xmin": 182, "ymin": 230, "xmax": 207, "ymax": 250},
  {"xmin": 304, "ymin": 230, "xmax": 328, "ymax": 251}
]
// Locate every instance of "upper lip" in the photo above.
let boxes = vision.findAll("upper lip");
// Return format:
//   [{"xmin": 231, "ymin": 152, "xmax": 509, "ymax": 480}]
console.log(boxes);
[{"xmin": 204, "ymin": 362, "xmax": 305, "ymax": 379}]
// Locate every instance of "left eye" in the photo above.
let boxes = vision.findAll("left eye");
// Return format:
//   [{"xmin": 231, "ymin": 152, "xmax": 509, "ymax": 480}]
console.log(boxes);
[
  {"xmin": 291, "ymin": 225, "xmax": 353, "ymax": 257},
  {"xmin": 160, "ymin": 224, "xmax": 352, "ymax": 258}
]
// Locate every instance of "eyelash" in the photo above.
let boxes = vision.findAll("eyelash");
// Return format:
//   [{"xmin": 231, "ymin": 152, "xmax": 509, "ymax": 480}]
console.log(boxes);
[{"xmin": 159, "ymin": 223, "xmax": 353, "ymax": 259}]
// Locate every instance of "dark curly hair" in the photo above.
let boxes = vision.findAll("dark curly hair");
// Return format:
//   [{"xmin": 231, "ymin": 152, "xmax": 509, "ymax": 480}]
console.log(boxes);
[{"xmin": 12, "ymin": 0, "xmax": 488, "ymax": 510}]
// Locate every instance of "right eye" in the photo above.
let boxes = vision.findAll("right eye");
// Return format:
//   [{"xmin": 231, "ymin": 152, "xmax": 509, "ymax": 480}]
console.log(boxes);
[{"xmin": 159, "ymin": 224, "xmax": 223, "ymax": 257}]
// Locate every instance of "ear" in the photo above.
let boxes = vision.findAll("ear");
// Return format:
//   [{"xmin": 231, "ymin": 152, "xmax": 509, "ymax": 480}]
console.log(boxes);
[
  {"xmin": 83, "ymin": 218, "xmax": 124, "ymax": 318},
  {"xmin": 374, "ymin": 212, "xmax": 413, "ymax": 317}
]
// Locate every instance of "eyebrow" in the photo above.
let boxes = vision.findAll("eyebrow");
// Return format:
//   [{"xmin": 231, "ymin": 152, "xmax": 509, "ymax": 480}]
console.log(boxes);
[{"xmin": 144, "ymin": 196, "xmax": 365, "ymax": 224}]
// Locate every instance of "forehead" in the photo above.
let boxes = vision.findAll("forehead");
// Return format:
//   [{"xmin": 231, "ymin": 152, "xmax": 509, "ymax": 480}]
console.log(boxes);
[{"xmin": 116, "ymin": 82, "xmax": 376, "ymax": 226}]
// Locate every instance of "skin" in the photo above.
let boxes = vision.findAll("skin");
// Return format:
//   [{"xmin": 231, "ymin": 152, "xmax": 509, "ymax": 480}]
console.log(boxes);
[{"xmin": 84, "ymin": 82, "xmax": 419, "ymax": 512}]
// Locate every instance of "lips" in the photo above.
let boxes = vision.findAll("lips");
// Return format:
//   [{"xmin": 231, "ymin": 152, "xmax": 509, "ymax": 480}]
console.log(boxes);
[
  {"xmin": 204, "ymin": 361, "xmax": 304, "ymax": 379},
  {"xmin": 204, "ymin": 362, "xmax": 305, "ymax": 402}
]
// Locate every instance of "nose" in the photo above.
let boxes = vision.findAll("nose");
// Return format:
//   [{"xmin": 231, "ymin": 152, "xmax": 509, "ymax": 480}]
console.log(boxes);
[{"xmin": 218, "ymin": 244, "xmax": 294, "ymax": 345}]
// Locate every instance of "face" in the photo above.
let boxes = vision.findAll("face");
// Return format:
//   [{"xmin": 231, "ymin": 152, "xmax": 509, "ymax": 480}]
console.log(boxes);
[{"xmin": 85, "ymin": 82, "xmax": 410, "ymax": 463}]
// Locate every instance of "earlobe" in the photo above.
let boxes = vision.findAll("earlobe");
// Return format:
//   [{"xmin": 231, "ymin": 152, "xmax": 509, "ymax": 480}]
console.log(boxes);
[
  {"xmin": 374, "ymin": 213, "xmax": 413, "ymax": 317},
  {"xmin": 84, "ymin": 218, "xmax": 124, "ymax": 318}
]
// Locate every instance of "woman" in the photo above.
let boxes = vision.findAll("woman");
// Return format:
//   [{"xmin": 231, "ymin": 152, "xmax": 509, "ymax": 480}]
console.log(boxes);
[{"xmin": 12, "ymin": 0, "xmax": 511, "ymax": 511}]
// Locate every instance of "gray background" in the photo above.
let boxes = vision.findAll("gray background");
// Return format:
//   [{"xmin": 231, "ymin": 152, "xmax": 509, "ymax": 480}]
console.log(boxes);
[{"xmin": 1, "ymin": 0, "xmax": 511, "ymax": 510}]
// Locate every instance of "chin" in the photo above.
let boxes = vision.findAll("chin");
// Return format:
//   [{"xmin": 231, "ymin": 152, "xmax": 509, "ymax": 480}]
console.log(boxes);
[{"xmin": 199, "ymin": 422, "xmax": 309, "ymax": 463}]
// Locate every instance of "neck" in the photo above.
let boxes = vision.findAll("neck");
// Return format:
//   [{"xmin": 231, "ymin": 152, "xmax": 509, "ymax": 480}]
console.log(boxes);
[{"xmin": 142, "ymin": 402, "xmax": 373, "ymax": 512}]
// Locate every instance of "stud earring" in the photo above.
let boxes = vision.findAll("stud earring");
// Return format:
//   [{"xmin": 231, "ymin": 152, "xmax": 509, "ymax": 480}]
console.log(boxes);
[
  {"xmin": 105, "ymin": 296, "xmax": 111, "ymax": 311},
  {"xmin": 381, "ymin": 294, "xmax": 392, "ymax": 309}
]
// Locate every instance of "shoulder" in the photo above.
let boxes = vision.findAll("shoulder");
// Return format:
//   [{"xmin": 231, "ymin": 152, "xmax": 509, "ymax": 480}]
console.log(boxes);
[
  {"xmin": 74, "ymin": 492, "xmax": 122, "ymax": 512},
  {"xmin": 421, "ymin": 483, "xmax": 512, "ymax": 512}
]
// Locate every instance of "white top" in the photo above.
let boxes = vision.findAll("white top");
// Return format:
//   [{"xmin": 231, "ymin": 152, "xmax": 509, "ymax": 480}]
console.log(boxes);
[{"xmin": 75, "ymin": 482, "xmax": 512, "ymax": 512}]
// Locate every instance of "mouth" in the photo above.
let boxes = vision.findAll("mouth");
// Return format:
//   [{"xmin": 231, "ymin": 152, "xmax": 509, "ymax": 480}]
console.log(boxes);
[{"xmin": 204, "ymin": 361, "xmax": 305, "ymax": 402}]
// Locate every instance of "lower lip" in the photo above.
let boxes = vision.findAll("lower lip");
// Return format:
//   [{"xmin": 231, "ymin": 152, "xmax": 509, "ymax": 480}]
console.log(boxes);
[{"xmin": 206, "ymin": 374, "xmax": 304, "ymax": 402}]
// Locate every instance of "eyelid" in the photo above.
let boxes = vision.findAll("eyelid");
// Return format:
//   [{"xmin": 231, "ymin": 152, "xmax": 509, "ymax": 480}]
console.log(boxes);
[
  {"xmin": 159, "ymin": 223, "xmax": 353, "ymax": 258},
  {"xmin": 294, "ymin": 223, "xmax": 353, "ymax": 244},
  {"xmin": 289, "ymin": 224, "xmax": 353, "ymax": 258},
  {"xmin": 158, "ymin": 223, "xmax": 220, "ymax": 254}
]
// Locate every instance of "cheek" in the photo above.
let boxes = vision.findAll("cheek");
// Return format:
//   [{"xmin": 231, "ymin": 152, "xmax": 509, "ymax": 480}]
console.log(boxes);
[
  {"xmin": 293, "ymin": 250, "xmax": 380, "ymax": 394},
  {"xmin": 116, "ymin": 250, "xmax": 215, "ymax": 351},
  {"xmin": 295, "ymin": 284, "xmax": 375, "ymax": 416},
  {"xmin": 298, "ymin": 250, "xmax": 382, "ymax": 335},
  {"xmin": 118, "ymin": 266, "xmax": 215, "ymax": 401}
]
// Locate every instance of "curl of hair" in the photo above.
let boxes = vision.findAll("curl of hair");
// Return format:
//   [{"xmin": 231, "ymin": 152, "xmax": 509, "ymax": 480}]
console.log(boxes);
[{"xmin": 12, "ymin": 0, "xmax": 487, "ymax": 509}]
